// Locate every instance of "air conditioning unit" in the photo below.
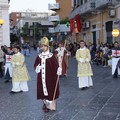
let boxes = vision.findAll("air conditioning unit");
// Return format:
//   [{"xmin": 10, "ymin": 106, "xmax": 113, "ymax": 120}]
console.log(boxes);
[
  {"xmin": 85, "ymin": 21, "xmax": 90, "ymax": 28},
  {"xmin": 90, "ymin": 2, "xmax": 95, "ymax": 9},
  {"xmin": 82, "ymin": 22, "xmax": 86, "ymax": 29},
  {"xmin": 109, "ymin": 9, "xmax": 115, "ymax": 18}
]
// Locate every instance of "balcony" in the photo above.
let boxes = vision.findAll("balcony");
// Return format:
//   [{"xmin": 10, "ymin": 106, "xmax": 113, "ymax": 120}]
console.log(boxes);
[
  {"xmin": 48, "ymin": 3, "xmax": 60, "ymax": 10},
  {"xmin": 0, "ymin": 0, "xmax": 9, "ymax": 7},
  {"xmin": 48, "ymin": 27, "xmax": 55, "ymax": 33},
  {"xmin": 69, "ymin": 0, "xmax": 120, "ymax": 19},
  {"xmin": 48, "ymin": 24, "xmax": 70, "ymax": 33},
  {"xmin": 54, "ymin": 24, "xmax": 70, "ymax": 33},
  {"xmin": 69, "ymin": 0, "xmax": 95, "ymax": 19},
  {"xmin": 48, "ymin": 15, "xmax": 60, "ymax": 22},
  {"xmin": 95, "ymin": 0, "xmax": 120, "ymax": 9},
  {"xmin": 80, "ymin": 1, "xmax": 95, "ymax": 14}
]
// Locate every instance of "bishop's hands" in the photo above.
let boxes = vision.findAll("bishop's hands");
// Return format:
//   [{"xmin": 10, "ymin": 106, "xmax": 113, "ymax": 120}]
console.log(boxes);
[
  {"xmin": 35, "ymin": 64, "xmax": 43, "ymax": 73},
  {"xmin": 12, "ymin": 62, "xmax": 24, "ymax": 67},
  {"xmin": 12, "ymin": 62, "xmax": 20, "ymax": 67},
  {"xmin": 79, "ymin": 58, "xmax": 84, "ymax": 63},
  {"xmin": 12, "ymin": 62, "xmax": 15, "ymax": 68},
  {"xmin": 85, "ymin": 58, "xmax": 90, "ymax": 62},
  {"xmin": 79, "ymin": 58, "xmax": 90, "ymax": 63},
  {"xmin": 57, "ymin": 67, "xmax": 62, "ymax": 75}
]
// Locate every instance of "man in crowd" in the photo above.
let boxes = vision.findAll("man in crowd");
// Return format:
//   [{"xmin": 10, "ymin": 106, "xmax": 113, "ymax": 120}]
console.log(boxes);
[
  {"xmin": 112, "ymin": 41, "xmax": 120, "ymax": 78},
  {"xmin": 54, "ymin": 41, "xmax": 68, "ymax": 77}
]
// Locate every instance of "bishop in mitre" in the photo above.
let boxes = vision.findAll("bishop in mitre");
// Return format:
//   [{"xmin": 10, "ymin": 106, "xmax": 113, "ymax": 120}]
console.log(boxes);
[{"xmin": 34, "ymin": 37, "xmax": 61, "ymax": 113}]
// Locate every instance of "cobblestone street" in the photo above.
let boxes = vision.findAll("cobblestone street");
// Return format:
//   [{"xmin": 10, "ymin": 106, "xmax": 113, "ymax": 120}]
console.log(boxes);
[{"xmin": 1, "ymin": 50, "xmax": 120, "ymax": 120}]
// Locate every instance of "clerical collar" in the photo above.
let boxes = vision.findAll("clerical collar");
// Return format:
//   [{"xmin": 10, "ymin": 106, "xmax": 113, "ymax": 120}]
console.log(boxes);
[
  {"xmin": 15, "ymin": 52, "xmax": 21, "ymax": 56},
  {"xmin": 80, "ymin": 47, "xmax": 86, "ymax": 50},
  {"xmin": 42, "ymin": 50, "xmax": 50, "ymax": 55}
]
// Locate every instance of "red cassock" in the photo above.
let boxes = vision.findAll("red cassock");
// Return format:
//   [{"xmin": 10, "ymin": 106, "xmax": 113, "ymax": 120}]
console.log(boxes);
[{"xmin": 34, "ymin": 54, "xmax": 59, "ymax": 100}]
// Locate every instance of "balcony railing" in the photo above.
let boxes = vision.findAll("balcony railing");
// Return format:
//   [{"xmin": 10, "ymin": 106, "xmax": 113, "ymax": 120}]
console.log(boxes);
[
  {"xmin": 54, "ymin": 24, "xmax": 70, "ymax": 33},
  {"xmin": 48, "ymin": 15, "xmax": 60, "ymax": 22},
  {"xmin": 80, "ymin": 1, "xmax": 95, "ymax": 14},
  {"xmin": 48, "ymin": 3, "xmax": 60, "ymax": 10},
  {"xmin": 95, "ymin": 0, "xmax": 120, "ymax": 9},
  {"xmin": 69, "ymin": 0, "xmax": 95, "ymax": 19},
  {"xmin": 48, "ymin": 24, "xmax": 70, "ymax": 33},
  {"xmin": 69, "ymin": 0, "xmax": 120, "ymax": 19},
  {"xmin": 48, "ymin": 27, "xmax": 55, "ymax": 33}
]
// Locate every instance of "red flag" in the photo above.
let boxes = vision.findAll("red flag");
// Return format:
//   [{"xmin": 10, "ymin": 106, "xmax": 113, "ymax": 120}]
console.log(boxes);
[
  {"xmin": 70, "ymin": 18, "xmax": 74, "ymax": 35},
  {"xmin": 75, "ymin": 14, "xmax": 82, "ymax": 32}
]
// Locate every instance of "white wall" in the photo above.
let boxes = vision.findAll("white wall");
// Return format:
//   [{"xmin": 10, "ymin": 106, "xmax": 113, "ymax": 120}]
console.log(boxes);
[{"xmin": 0, "ymin": 0, "xmax": 10, "ymax": 46}]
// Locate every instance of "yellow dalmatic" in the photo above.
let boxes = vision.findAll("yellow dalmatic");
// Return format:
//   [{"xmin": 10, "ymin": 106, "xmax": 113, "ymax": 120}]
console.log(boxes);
[
  {"xmin": 76, "ymin": 47, "xmax": 93, "ymax": 77},
  {"xmin": 11, "ymin": 53, "xmax": 30, "ymax": 82},
  {"xmin": 76, "ymin": 47, "xmax": 93, "ymax": 88}
]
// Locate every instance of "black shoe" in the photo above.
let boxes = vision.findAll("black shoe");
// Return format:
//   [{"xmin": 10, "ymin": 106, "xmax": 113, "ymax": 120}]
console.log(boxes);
[
  {"xmin": 42, "ymin": 104, "xmax": 46, "ymax": 110},
  {"xmin": 81, "ymin": 87, "xmax": 86, "ymax": 90},
  {"xmin": 10, "ymin": 91, "xmax": 23, "ymax": 94},
  {"xmin": 81, "ymin": 87, "xmax": 88, "ymax": 90},
  {"xmin": 63, "ymin": 75, "xmax": 67, "ymax": 77},
  {"xmin": 43, "ymin": 107, "xmax": 49, "ymax": 113},
  {"xmin": 84, "ymin": 87, "xmax": 89, "ymax": 89},
  {"xmin": 0, "ymin": 75, "xmax": 3, "ymax": 78},
  {"xmin": 10, "ymin": 91, "xmax": 17, "ymax": 94},
  {"xmin": 4, "ymin": 80, "xmax": 9, "ymax": 83},
  {"xmin": 113, "ymin": 76, "xmax": 118, "ymax": 78}
]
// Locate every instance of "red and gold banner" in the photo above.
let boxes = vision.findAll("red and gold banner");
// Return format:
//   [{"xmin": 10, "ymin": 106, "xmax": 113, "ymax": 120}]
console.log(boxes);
[
  {"xmin": 70, "ymin": 18, "xmax": 74, "ymax": 35},
  {"xmin": 70, "ymin": 14, "xmax": 82, "ymax": 35},
  {"xmin": 75, "ymin": 14, "xmax": 82, "ymax": 32}
]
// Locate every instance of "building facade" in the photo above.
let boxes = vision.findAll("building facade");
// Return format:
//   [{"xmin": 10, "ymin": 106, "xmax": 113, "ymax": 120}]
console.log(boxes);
[
  {"xmin": 10, "ymin": 12, "xmax": 21, "ymax": 27},
  {"xmin": 48, "ymin": 0, "xmax": 72, "ymax": 20},
  {"xmin": 69, "ymin": 0, "xmax": 120, "ymax": 45},
  {"xmin": 13, "ymin": 12, "xmax": 54, "ymax": 43},
  {"xmin": 0, "ymin": 0, "xmax": 10, "ymax": 46},
  {"xmin": 48, "ymin": 0, "xmax": 72, "ymax": 41}
]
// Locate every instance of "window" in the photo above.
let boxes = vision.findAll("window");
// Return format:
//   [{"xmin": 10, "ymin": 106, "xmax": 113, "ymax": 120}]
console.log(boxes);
[
  {"xmin": 76, "ymin": 0, "xmax": 80, "ymax": 6},
  {"xmin": 16, "ymin": 19, "xmax": 19, "ymax": 22},
  {"xmin": 74, "ymin": 0, "xmax": 76, "ymax": 6},
  {"xmin": 16, "ymin": 14, "xmax": 20, "ymax": 17},
  {"xmin": 25, "ymin": 22, "xmax": 29, "ymax": 27},
  {"xmin": 80, "ymin": 0, "xmax": 83, "ymax": 5},
  {"xmin": 32, "ymin": 22, "xmax": 37, "ymax": 26},
  {"xmin": 92, "ymin": 25, "xmax": 96, "ymax": 29}
]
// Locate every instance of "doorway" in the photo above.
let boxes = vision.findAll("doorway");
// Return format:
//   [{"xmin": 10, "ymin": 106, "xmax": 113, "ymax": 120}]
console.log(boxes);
[
  {"xmin": 106, "ymin": 21, "xmax": 113, "ymax": 43},
  {"xmin": 93, "ymin": 31, "xmax": 96, "ymax": 45}
]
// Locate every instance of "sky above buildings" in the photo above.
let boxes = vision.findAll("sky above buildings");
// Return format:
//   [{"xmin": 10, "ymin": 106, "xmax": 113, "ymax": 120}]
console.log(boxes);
[{"xmin": 9, "ymin": 0, "xmax": 56, "ymax": 13}]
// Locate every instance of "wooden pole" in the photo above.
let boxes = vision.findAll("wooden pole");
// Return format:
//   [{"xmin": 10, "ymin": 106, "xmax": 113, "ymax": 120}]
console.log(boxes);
[{"xmin": 52, "ymin": 40, "xmax": 67, "ymax": 100}]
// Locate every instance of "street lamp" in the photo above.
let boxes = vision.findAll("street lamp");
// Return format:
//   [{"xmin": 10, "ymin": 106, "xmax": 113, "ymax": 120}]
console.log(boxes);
[
  {"xmin": 112, "ymin": 28, "xmax": 119, "ymax": 42},
  {"xmin": 0, "ymin": 19, "xmax": 4, "ymax": 28}
]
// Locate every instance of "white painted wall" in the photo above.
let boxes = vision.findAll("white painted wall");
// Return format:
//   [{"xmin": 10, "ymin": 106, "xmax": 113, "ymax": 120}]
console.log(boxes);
[{"xmin": 0, "ymin": 0, "xmax": 10, "ymax": 46}]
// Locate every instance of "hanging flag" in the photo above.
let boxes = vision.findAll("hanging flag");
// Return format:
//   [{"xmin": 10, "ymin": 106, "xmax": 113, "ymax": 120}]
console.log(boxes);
[
  {"xmin": 75, "ymin": 14, "xmax": 82, "ymax": 32},
  {"xmin": 70, "ymin": 18, "xmax": 74, "ymax": 35}
]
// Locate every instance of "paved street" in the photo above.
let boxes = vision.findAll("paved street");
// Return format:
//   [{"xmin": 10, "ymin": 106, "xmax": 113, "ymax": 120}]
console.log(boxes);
[{"xmin": 1, "ymin": 49, "xmax": 120, "ymax": 120}]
